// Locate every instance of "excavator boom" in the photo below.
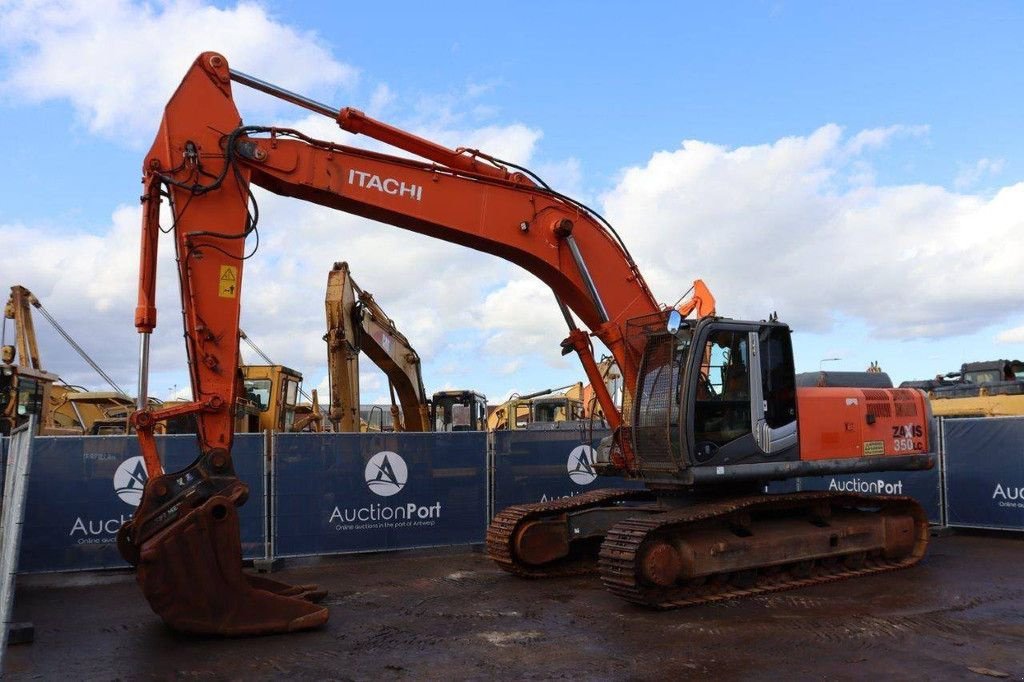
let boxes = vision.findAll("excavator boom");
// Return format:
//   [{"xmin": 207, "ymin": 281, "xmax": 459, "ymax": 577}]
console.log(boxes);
[
  {"xmin": 324, "ymin": 261, "xmax": 430, "ymax": 432},
  {"xmin": 324, "ymin": 262, "xmax": 362, "ymax": 431}
]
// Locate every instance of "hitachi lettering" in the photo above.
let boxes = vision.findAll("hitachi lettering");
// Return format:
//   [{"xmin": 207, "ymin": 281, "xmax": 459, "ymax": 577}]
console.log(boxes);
[{"xmin": 348, "ymin": 169, "xmax": 422, "ymax": 201}]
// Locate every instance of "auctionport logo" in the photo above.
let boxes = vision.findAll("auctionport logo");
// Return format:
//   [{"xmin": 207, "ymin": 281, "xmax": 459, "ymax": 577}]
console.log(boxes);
[
  {"xmin": 365, "ymin": 451, "xmax": 408, "ymax": 497},
  {"xmin": 113, "ymin": 456, "xmax": 149, "ymax": 506},
  {"xmin": 828, "ymin": 477, "xmax": 903, "ymax": 495},
  {"xmin": 69, "ymin": 455, "xmax": 142, "ymax": 543},
  {"xmin": 568, "ymin": 445, "xmax": 598, "ymax": 485},
  {"xmin": 992, "ymin": 483, "xmax": 1024, "ymax": 508}
]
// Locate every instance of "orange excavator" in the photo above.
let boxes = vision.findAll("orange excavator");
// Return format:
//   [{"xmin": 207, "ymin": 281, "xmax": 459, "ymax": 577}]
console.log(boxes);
[{"xmin": 119, "ymin": 52, "xmax": 933, "ymax": 635}]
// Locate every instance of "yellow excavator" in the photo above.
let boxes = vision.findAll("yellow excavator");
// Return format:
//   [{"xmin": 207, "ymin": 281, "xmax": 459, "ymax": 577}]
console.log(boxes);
[
  {"xmin": 901, "ymin": 360, "xmax": 1024, "ymax": 418},
  {"xmin": 2, "ymin": 285, "xmax": 137, "ymax": 436},
  {"xmin": 237, "ymin": 330, "xmax": 323, "ymax": 433},
  {"xmin": 159, "ymin": 360, "xmax": 322, "ymax": 435},
  {"xmin": 324, "ymin": 261, "xmax": 431, "ymax": 432},
  {"xmin": 487, "ymin": 383, "xmax": 585, "ymax": 431},
  {"xmin": 486, "ymin": 356, "xmax": 622, "ymax": 430},
  {"xmin": 1, "ymin": 284, "xmax": 318, "ymax": 436}
]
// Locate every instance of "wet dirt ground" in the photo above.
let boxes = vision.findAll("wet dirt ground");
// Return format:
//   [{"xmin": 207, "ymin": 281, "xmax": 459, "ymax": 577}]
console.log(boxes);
[{"xmin": 4, "ymin": 533, "xmax": 1023, "ymax": 681}]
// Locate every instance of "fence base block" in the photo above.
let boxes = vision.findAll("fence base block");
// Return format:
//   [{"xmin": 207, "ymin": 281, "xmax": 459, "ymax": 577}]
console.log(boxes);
[
  {"xmin": 253, "ymin": 558, "xmax": 284, "ymax": 574},
  {"xmin": 7, "ymin": 622, "xmax": 34, "ymax": 645}
]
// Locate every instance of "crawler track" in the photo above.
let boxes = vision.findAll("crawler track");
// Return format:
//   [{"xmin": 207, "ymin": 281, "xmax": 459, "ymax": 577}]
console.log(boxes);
[
  {"xmin": 598, "ymin": 492, "xmax": 929, "ymax": 608},
  {"xmin": 486, "ymin": 488, "xmax": 655, "ymax": 578}
]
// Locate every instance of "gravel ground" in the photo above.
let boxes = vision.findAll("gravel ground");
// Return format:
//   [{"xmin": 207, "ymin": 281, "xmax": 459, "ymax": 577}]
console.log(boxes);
[{"xmin": 4, "ymin": 533, "xmax": 1024, "ymax": 681}]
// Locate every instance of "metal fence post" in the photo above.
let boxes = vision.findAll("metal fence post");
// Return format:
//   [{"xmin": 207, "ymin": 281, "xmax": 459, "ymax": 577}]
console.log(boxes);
[
  {"xmin": 254, "ymin": 429, "xmax": 278, "ymax": 573},
  {"xmin": 937, "ymin": 417, "xmax": 947, "ymax": 528},
  {"xmin": 486, "ymin": 430, "xmax": 495, "ymax": 521},
  {"xmin": 0, "ymin": 417, "xmax": 37, "ymax": 667}
]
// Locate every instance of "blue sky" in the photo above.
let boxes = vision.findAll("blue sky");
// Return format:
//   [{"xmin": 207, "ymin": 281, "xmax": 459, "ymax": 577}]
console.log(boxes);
[{"xmin": 1, "ymin": 1, "xmax": 1022, "ymax": 405}]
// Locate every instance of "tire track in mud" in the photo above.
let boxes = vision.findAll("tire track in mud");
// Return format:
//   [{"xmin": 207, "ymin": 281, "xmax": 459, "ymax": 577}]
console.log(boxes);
[{"xmin": 688, "ymin": 586, "xmax": 1024, "ymax": 650}]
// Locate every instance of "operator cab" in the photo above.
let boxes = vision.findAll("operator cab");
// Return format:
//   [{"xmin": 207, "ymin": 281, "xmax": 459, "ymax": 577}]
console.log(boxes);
[
  {"xmin": 241, "ymin": 364, "xmax": 303, "ymax": 432},
  {"xmin": 431, "ymin": 390, "xmax": 487, "ymax": 431},
  {"xmin": 532, "ymin": 396, "xmax": 585, "ymax": 424},
  {"xmin": 0, "ymin": 364, "xmax": 60, "ymax": 436},
  {"xmin": 632, "ymin": 314, "xmax": 799, "ymax": 477}
]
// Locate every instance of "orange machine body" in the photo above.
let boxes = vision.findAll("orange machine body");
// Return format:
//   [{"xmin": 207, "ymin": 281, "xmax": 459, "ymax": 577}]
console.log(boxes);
[{"xmin": 796, "ymin": 387, "xmax": 931, "ymax": 461}]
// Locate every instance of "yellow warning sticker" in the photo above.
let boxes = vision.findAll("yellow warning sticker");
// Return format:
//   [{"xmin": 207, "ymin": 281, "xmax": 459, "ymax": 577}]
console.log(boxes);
[
  {"xmin": 863, "ymin": 440, "xmax": 885, "ymax": 456},
  {"xmin": 218, "ymin": 265, "xmax": 238, "ymax": 298}
]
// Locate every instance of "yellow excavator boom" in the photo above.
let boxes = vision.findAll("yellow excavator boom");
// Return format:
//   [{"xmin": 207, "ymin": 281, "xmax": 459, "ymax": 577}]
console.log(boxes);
[{"xmin": 325, "ymin": 262, "xmax": 430, "ymax": 432}]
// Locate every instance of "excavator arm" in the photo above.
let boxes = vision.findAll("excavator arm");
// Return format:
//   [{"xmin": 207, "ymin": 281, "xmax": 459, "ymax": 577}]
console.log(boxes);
[
  {"xmin": 324, "ymin": 262, "xmax": 362, "ymax": 431},
  {"xmin": 324, "ymin": 261, "xmax": 430, "ymax": 432},
  {"xmin": 351, "ymin": 275, "xmax": 430, "ymax": 432},
  {"xmin": 124, "ymin": 52, "xmax": 662, "ymax": 635}
]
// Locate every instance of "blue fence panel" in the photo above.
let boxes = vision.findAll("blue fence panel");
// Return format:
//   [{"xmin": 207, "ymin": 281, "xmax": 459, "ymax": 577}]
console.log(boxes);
[
  {"xmin": 492, "ymin": 429, "xmax": 645, "ymax": 512},
  {"xmin": 943, "ymin": 417, "xmax": 1024, "ymax": 531},
  {"xmin": 764, "ymin": 479, "xmax": 800, "ymax": 494},
  {"xmin": 19, "ymin": 434, "xmax": 266, "ymax": 573},
  {"xmin": 273, "ymin": 432, "xmax": 488, "ymax": 557},
  {"xmin": 167, "ymin": 433, "xmax": 266, "ymax": 562},
  {"xmin": 794, "ymin": 466, "xmax": 943, "ymax": 524}
]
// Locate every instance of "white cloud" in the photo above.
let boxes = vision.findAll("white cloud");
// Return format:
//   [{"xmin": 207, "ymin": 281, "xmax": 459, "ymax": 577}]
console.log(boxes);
[
  {"xmin": 844, "ymin": 124, "xmax": 929, "ymax": 155},
  {"xmin": 474, "ymin": 277, "xmax": 575, "ymax": 367},
  {"xmin": 601, "ymin": 125, "xmax": 1024, "ymax": 340},
  {"xmin": 536, "ymin": 157, "xmax": 584, "ymax": 198},
  {"xmin": 995, "ymin": 326, "xmax": 1024, "ymax": 344},
  {"xmin": 955, "ymin": 157, "xmax": 1006, "ymax": 190},
  {"xmin": 367, "ymin": 84, "xmax": 395, "ymax": 117},
  {"xmin": 0, "ymin": 205, "xmax": 187, "ymax": 389},
  {"xmin": 0, "ymin": 0, "xmax": 357, "ymax": 143}
]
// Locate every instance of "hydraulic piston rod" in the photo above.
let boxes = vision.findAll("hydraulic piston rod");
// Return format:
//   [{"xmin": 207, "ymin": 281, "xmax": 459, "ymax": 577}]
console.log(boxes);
[
  {"xmin": 229, "ymin": 69, "xmax": 517, "ymax": 183},
  {"xmin": 563, "ymin": 234, "xmax": 609, "ymax": 323},
  {"xmin": 136, "ymin": 332, "xmax": 150, "ymax": 413},
  {"xmin": 229, "ymin": 69, "xmax": 337, "ymax": 119}
]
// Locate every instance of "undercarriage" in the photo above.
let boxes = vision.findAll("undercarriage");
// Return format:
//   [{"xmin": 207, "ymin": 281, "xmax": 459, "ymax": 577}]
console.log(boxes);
[{"xmin": 487, "ymin": 488, "xmax": 929, "ymax": 608}]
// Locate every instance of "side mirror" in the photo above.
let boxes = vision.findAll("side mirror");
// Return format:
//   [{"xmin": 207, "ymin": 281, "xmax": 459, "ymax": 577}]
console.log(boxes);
[{"xmin": 667, "ymin": 309, "xmax": 684, "ymax": 335}]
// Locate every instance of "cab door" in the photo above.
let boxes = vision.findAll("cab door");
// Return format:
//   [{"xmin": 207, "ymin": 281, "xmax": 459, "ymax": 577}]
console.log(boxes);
[{"xmin": 682, "ymin": 320, "xmax": 799, "ymax": 467}]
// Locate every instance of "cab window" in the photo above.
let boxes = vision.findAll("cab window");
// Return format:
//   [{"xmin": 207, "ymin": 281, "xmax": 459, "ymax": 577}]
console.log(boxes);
[
  {"xmin": 534, "ymin": 402, "xmax": 564, "ymax": 423},
  {"xmin": 694, "ymin": 330, "xmax": 752, "ymax": 446},
  {"xmin": 284, "ymin": 379, "xmax": 298, "ymax": 406},
  {"xmin": 452, "ymin": 402, "xmax": 471, "ymax": 429},
  {"xmin": 243, "ymin": 379, "xmax": 272, "ymax": 412},
  {"xmin": 759, "ymin": 326, "xmax": 797, "ymax": 428},
  {"xmin": 17, "ymin": 377, "xmax": 44, "ymax": 417},
  {"xmin": 514, "ymin": 403, "xmax": 530, "ymax": 428}
]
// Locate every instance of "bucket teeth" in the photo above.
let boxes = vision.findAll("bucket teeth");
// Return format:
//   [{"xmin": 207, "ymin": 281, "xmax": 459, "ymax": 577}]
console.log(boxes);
[{"xmin": 135, "ymin": 494, "xmax": 328, "ymax": 635}]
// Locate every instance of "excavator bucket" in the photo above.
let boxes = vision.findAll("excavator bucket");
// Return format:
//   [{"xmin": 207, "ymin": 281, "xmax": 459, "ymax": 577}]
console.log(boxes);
[{"xmin": 119, "ymin": 461, "xmax": 328, "ymax": 636}]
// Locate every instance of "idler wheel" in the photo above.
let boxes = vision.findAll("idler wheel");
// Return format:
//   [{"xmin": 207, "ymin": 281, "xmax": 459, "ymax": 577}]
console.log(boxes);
[
  {"xmin": 513, "ymin": 518, "xmax": 570, "ymax": 566},
  {"xmin": 640, "ymin": 540, "xmax": 682, "ymax": 587}
]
